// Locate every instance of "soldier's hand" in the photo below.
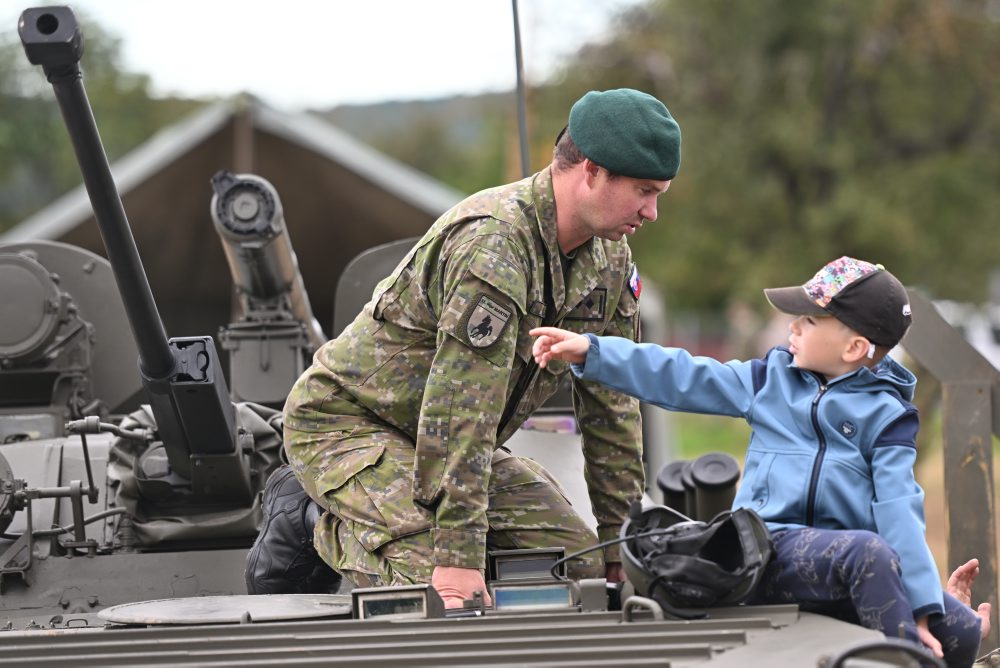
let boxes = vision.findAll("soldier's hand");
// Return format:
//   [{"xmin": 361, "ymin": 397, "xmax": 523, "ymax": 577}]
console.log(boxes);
[
  {"xmin": 431, "ymin": 566, "xmax": 492, "ymax": 609},
  {"xmin": 529, "ymin": 327, "xmax": 588, "ymax": 368},
  {"xmin": 605, "ymin": 562, "xmax": 625, "ymax": 583}
]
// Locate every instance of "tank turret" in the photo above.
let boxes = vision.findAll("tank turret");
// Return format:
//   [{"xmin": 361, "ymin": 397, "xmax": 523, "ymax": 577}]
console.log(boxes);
[
  {"xmin": 0, "ymin": 6, "xmax": 291, "ymax": 623},
  {"xmin": 20, "ymin": 5, "xmax": 252, "ymax": 505},
  {"xmin": 0, "ymin": 248, "xmax": 99, "ymax": 440}
]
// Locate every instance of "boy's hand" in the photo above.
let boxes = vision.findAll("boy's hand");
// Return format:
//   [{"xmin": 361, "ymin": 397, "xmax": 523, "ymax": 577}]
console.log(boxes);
[
  {"xmin": 916, "ymin": 615, "xmax": 943, "ymax": 659},
  {"xmin": 530, "ymin": 327, "xmax": 589, "ymax": 368}
]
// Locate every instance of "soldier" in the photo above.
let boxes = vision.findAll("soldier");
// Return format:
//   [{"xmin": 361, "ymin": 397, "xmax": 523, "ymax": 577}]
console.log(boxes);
[{"xmin": 245, "ymin": 88, "xmax": 682, "ymax": 607}]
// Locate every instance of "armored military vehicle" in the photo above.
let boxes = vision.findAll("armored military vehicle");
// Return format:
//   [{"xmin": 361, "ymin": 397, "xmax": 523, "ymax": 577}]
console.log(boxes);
[{"xmin": 1, "ymin": 5, "xmax": 991, "ymax": 666}]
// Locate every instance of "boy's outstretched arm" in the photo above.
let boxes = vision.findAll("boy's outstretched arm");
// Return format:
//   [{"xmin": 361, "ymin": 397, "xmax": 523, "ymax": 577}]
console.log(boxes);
[{"xmin": 530, "ymin": 327, "xmax": 589, "ymax": 368}]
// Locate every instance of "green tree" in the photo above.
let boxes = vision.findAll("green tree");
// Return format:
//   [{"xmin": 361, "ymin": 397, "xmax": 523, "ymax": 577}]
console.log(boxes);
[
  {"xmin": 530, "ymin": 0, "xmax": 999, "ymax": 311},
  {"xmin": 325, "ymin": 94, "xmax": 514, "ymax": 196},
  {"xmin": 0, "ymin": 14, "xmax": 202, "ymax": 232}
]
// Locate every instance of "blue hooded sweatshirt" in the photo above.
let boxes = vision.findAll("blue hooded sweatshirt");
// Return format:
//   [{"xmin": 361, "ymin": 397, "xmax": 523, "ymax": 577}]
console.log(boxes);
[{"xmin": 573, "ymin": 335, "xmax": 943, "ymax": 618}]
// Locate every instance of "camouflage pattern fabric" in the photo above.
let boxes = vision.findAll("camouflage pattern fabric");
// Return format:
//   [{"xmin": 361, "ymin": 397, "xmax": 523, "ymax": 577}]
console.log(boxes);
[
  {"xmin": 284, "ymin": 167, "xmax": 643, "ymax": 575},
  {"xmin": 290, "ymin": 425, "xmax": 602, "ymax": 586}
]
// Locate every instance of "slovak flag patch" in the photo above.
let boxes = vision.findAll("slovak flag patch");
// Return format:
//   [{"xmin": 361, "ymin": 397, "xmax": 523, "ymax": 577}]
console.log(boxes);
[{"xmin": 628, "ymin": 264, "xmax": 642, "ymax": 300}]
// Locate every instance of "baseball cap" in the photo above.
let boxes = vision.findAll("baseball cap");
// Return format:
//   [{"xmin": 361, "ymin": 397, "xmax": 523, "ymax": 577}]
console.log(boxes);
[{"xmin": 764, "ymin": 256, "xmax": 912, "ymax": 348}]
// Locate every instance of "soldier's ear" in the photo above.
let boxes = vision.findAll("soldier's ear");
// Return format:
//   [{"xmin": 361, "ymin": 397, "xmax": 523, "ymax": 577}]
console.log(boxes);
[{"xmin": 582, "ymin": 159, "xmax": 601, "ymax": 186}]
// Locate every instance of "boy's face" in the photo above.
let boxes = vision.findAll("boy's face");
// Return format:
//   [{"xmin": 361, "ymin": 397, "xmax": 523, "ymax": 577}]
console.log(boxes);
[{"xmin": 787, "ymin": 315, "xmax": 863, "ymax": 379}]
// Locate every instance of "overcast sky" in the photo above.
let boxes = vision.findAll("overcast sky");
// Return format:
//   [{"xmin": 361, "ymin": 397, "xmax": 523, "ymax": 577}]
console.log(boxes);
[{"xmin": 2, "ymin": 0, "xmax": 643, "ymax": 110}]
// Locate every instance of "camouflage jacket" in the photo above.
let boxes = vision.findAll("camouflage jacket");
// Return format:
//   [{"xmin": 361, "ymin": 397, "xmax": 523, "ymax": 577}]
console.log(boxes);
[{"xmin": 286, "ymin": 167, "xmax": 644, "ymax": 568}]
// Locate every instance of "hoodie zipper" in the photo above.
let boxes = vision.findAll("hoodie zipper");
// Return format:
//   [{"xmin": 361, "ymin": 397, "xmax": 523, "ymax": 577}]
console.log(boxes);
[{"xmin": 805, "ymin": 374, "xmax": 829, "ymax": 526}]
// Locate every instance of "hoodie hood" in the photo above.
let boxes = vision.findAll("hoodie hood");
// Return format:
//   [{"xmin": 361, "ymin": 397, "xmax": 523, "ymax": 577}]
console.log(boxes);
[{"xmin": 839, "ymin": 354, "xmax": 916, "ymax": 402}]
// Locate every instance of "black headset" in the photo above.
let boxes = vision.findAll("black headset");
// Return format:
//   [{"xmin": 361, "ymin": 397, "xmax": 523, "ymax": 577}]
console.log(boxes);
[{"xmin": 620, "ymin": 504, "xmax": 774, "ymax": 619}]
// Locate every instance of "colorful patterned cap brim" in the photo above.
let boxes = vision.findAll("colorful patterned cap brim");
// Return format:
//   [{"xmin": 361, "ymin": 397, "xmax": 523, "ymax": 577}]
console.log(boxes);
[{"xmin": 763, "ymin": 286, "xmax": 828, "ymax": 316}]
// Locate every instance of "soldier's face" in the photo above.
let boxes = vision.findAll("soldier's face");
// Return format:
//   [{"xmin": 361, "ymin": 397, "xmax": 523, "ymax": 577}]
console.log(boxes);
[{"xmin": 584, "ymin": 169, "xmax": 670, "ymax": 241}]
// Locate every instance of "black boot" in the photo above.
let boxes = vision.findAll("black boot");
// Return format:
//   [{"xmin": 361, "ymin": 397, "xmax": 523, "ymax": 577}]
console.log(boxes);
[{"xmin": 245, "ymin": 465, "xmax": 342, "ymax": 595}]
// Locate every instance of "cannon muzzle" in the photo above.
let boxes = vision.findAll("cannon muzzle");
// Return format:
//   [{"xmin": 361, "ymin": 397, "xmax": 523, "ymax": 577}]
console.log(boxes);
[
  {"xmin": 18, "ymin": 6, "xmax": 82, "ymax": 78},
  {"xmin": 211, "ymin": 171, "xmax": 326, "ymax": 350}
]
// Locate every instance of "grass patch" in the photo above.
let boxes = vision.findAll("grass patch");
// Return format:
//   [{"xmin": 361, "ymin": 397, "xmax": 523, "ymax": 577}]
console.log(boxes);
[{"xmin": 671, "ymin": 411, "xmax": 751, "ymax": 462}]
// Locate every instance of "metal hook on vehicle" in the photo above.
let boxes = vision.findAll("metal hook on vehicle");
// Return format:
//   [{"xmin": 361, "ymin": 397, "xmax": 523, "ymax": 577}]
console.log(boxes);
[{"xmin": 621, "ymin": 595, "xmax": 665, "ymax": 622}]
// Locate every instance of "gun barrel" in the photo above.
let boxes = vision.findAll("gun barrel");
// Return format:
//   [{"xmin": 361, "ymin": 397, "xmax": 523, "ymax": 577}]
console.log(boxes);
[
  {"xmin": 20, "ymin": 7, "xmax": 251, "ymax": 502},
  {"xmin": 211, "ymin": 171, "xmax": 327, "ymax": 350},
  {"xmin": 19, "ymin": 6, "xmax": 174, "ymax": 381}
]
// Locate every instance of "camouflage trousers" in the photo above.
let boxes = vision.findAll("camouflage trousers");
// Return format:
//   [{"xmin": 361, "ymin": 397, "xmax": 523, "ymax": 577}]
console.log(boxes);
[{"xmin": 285, "ymin": 422, "xmax": 603, "ymax": 588}]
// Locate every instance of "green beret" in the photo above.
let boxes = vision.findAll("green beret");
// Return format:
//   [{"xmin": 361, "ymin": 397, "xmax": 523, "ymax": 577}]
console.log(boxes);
[{"xmin": 568, "ymin": 88, "xmax": 681, "ymax": 181}]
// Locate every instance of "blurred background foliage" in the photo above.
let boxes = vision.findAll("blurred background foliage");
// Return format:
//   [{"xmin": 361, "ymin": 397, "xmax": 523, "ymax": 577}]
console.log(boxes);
[
  {"xmin": 356, "ymin": 0, "xmax": 1000, "ymax": 318},
  {"xmin": 0, "ymin": 16, "xmax": 202, "ymax": 237},
  {"xmin": 524, "ymin": 0, "xmax": 1000, "ymax": 314},
  {"xmin": 1, "ymin": 0, "xmax": 998, "ymax": 315}
]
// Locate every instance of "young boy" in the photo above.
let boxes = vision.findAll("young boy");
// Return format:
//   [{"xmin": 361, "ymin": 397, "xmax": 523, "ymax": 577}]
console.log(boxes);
[{"xmin": 531, "ymin": 257, "xmax": 985, "ymax": 666}]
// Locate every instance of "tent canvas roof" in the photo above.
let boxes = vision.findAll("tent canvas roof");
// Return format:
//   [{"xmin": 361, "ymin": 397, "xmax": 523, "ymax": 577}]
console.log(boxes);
[{"xmin": 1, "ymin": 96, "xmax": 464, "ymax": 340}]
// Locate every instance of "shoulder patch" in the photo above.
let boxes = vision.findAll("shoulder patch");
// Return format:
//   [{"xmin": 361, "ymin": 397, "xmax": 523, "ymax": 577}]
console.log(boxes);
[
  {"xmin": 463, "ymin": 293, "xmax": 512, "ymax": 348},
  {"xmin": 628, "ymin": 264, "xmax": 642, "ymax": 300}
]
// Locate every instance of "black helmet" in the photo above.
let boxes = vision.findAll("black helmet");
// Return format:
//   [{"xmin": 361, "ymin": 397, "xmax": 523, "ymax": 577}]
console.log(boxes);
[{"xmin": 620, "ymin": 504, "xmax": 773, "ymax": 619}]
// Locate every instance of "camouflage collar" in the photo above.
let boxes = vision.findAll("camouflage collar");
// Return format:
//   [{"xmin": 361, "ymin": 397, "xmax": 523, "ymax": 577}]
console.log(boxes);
[
  {"xmin": 531, "ymin": 167, "xmax": 611, "ymax": 319},
  {"xmin": 531, "ymin": 166, "xmax": 559, "ymax": 255}
]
